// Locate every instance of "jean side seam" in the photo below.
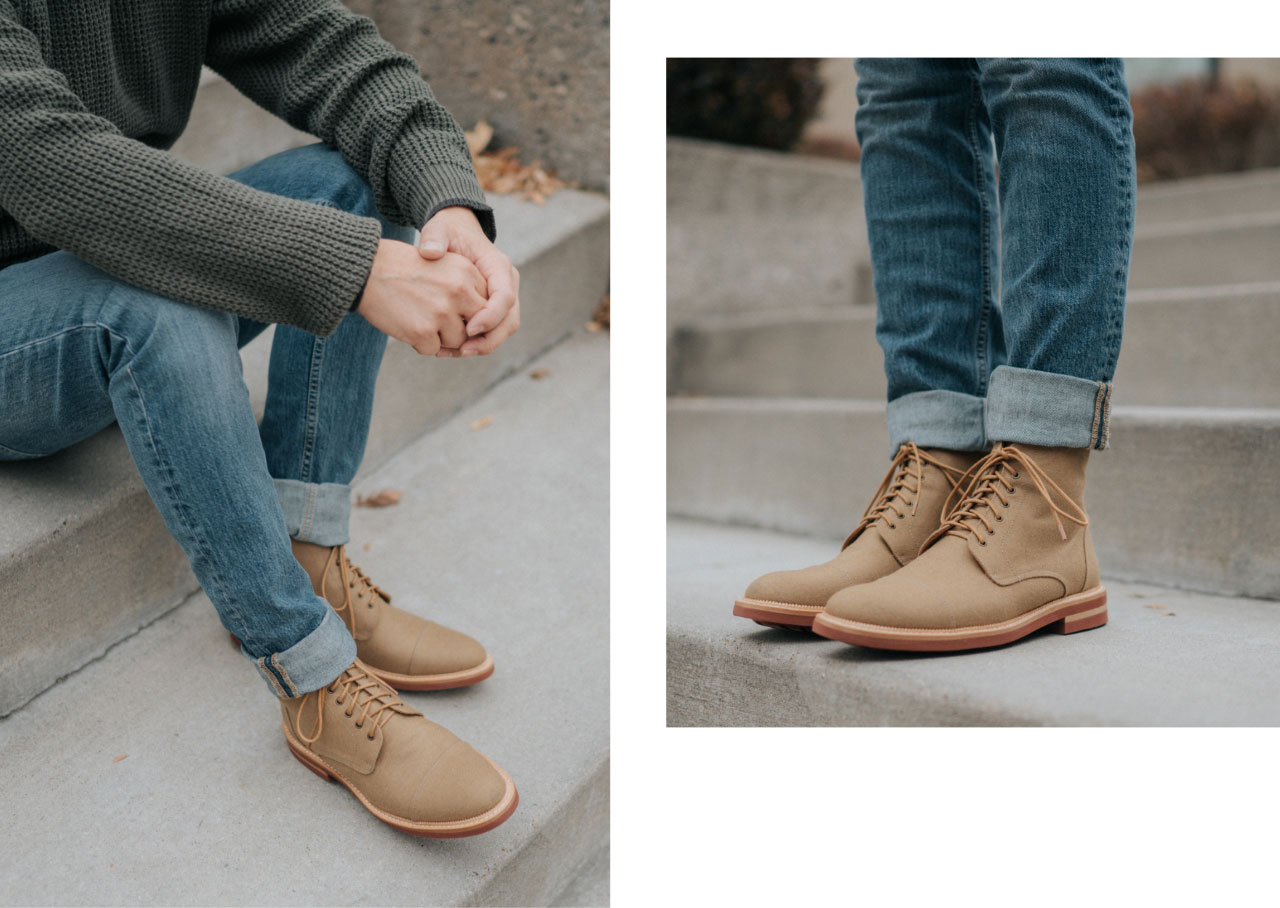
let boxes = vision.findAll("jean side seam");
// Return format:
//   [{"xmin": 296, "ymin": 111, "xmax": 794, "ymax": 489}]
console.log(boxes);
[
  {"xmin": 257, "ymin": 657, "xmax": 288, "ymax": 697},
  {"xmin": 299, "ymin": 335, "xmax": 326, "ymax": 484},
  {"xmin": 966, "ymin": 66, "xmax": 995, "ymax": 396},
  {"xmin": 1104, "ymin": 58, "xmax": 1134, "ymax": 382},
  {"xmin": 271, "ymin": 653, "xmax": 299, "ymax": 698}
]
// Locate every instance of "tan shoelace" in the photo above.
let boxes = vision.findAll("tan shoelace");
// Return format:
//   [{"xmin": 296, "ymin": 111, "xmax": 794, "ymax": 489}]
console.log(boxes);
[
  {"xmin": 295, "ymin": 664, "xmax": 414, "ymax": 745},
  {"xmin": 844, "ymin": 442, "xmax": 970, "ymax": 545},
  {"xmin": 937, "ymin": 445, "xmax": 1088, "ymax": 546},
  {"xmin": 320, "ymin": 545, "xmax": 391, "ymax": 637}
]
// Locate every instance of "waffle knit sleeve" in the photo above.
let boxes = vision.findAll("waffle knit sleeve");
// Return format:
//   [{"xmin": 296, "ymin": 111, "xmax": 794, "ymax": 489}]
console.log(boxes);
[
  {"xmin": 206, "ymin": 0, "xmax": 495, "ymax": 241},
  {"xmin": 0, "ymin": 4, "xmax": 381, "ymax": 337}
]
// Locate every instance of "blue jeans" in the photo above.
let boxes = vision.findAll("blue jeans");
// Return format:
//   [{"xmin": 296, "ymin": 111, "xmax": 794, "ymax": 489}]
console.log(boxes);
[
  {"xmin": 0, "ymin": 144, "xmax": 409, "ymax": 697},
  {"xmin": 854, "ymin": 58, "xmax": 1135, "ymax": 453}
]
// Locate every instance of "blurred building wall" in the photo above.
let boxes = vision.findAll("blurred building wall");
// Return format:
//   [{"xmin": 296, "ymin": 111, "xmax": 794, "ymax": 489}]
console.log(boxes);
[{"xmin": 348, "ymin": 0, "xmax": 609, "ymax": 191}]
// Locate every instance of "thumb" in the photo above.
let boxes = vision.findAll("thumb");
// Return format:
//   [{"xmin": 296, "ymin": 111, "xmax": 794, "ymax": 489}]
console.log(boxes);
[{"xmin": 417, "ymin": 223, "xmax": 449, "ymax": 259}]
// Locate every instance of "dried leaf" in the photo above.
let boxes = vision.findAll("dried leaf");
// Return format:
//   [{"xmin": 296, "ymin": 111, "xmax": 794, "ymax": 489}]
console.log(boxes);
[
  {"xmin": 591, "ymin": 295, "xmax": 610, "ymax": 330},
  {"xmin": 465, "ymin": 120, "xmax": 494, "ymax": 156},
  {"xmin": 362, "ymin": 542, "xmax": 371, "ymax": 552},
  {"xmin": 584, "ymin": 321, "xmax": 604, "ymax": 333},
  {"xmin": 356, "ymin": 489, "xmax": 403, "ymax": 508},
  {"xmin": 470, "ymin": 416, "xmax": 493, "ymax": 431},
  {"xmin": 113, "ymin": 754, "xmax": 128, "ymax": 763},
  {"xmin": 471, "ymin": 144, "xmax": 569, "ymax": 203},
  {"xmin": 529, "ymin": 368, "xmax": 551, "ymax": 380}
]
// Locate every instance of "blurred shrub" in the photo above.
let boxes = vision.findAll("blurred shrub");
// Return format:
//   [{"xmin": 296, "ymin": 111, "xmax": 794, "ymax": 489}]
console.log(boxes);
[
  {"xmin": 1133, "ymin": 77, "xmax": 1280, "ymax": 181},
  {"xmin": 666, "ymin": 59, "xmax": 824, "ymax": 151}
]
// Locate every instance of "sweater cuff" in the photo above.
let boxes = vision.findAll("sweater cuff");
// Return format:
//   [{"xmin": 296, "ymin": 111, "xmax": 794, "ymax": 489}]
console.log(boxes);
[
  {"xmin": 302, "ymin": 209, "xmax": 383, "ymax": 336},
  {"xmin": 386, "ymin": 132, "xmax": 496, "ymax": 242}
]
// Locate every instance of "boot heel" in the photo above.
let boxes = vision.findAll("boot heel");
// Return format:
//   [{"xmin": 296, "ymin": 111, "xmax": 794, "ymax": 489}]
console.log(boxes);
[
  {"xmin": 1050, "ymin": 592, "xmax": 1108, "ymax": 635},
  {"xmin": 287, "ymin": 741, "xmax": 334, "ymax": 782}
]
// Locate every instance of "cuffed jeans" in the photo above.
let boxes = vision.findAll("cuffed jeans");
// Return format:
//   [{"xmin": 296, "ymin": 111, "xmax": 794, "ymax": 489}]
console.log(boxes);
[
  {"xmin": 854, "ymin": 58, "xmax": 1135, "ymax": 453},
  {"xmin": 0, "ymin": 143, "xmax": 410, "ymax": 697}
]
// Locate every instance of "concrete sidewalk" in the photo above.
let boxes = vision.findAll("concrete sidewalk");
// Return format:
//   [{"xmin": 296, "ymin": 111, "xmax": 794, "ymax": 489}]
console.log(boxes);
[{"xmin": 0, "ymin": 330, "xmax": 609, "ymax": 906}]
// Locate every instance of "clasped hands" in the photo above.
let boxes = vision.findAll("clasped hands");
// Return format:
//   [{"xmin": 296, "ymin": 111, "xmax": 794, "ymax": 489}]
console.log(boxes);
[{"xmin": 358, "ymin": 206, "xmax": 520, "ymax": 357}]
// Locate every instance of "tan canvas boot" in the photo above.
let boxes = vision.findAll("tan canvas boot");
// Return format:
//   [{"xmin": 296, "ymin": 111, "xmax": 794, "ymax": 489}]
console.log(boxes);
[
  {"xmin": 733, "ymin": 443, "xmax": 980, "ymax": 631},
  {"xmin": 814, "ymin": 443, "xmax": 1107, "ymax": 651},
  {"xmin": 280, "ymin": 660, "xmax": 517, "ymax": 837},
  {"xmin": 292, "ymin": 540, "xmax": 494, "ymax": 690}
]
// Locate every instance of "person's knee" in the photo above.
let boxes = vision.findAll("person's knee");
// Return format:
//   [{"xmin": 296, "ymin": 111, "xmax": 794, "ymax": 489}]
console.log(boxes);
[{"xmin": 102, "ymin": 289, "xmax": 241, "ymax": 383}]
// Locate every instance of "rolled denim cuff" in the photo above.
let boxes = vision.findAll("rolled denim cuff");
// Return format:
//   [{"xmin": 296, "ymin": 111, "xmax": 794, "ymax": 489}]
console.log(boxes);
[
  {"xmin": 886, "ymin": 389, "xmax": 988, "ymax": 455},
  {"xmin": 274, "ymin": 478, "xmax": 351, "ymax": 546},
  {"xmin": 985, "ymin": 365, "xmax": 1114, "ymax": 451},
  {"xmin": 245, "ymin": 607, "xmax": 355, "ymax": 698}
]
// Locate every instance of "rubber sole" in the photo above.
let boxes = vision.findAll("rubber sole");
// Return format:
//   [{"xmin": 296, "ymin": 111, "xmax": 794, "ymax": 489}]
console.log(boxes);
[
  {"xmin": 230, "ymin": 633, "xmax": 494, "ymax": 690},
  {"xmin": 732, "ymin": 597, "xmax": 823, "ymax": 632},
  {"xmin": 811, "ymin": 586, "xmax": 1108, "ymax": 652},
  {"xmin": 281, "ymin": 719, "xmax": 519, "ymax": 838}
]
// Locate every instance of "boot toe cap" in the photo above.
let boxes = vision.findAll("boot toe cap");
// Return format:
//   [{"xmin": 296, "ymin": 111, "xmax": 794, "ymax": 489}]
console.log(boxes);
[
  {"xmin": 824, "ymin": 573, "xmax": 950, "ymax": 629},
  {"xmin": 408, "ymin": 741, "xmax": 511, "ymax": 823},
  {"xmin": 744, "ymin": 568, "xmax": 841, "ymax": 609},
  {"xmin": 408, "ymin": 620, "xmax": 489, "ymax": 675}
]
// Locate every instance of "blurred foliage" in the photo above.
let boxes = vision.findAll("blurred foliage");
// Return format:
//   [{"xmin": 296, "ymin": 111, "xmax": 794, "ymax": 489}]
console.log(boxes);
[
  {"xmin": 1132, "ymin": 77, "xmax": 1280, "ymax": 182},
  {"xmin": 666, "ymin": 59, "xmax": 824, "ymax": 151}
]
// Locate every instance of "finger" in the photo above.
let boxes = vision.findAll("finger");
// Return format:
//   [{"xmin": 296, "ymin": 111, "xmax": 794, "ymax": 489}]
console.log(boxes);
[
  {"xmin": 417, "ymin": 222, "xmax": 450, "ymax": 260},
  {"xmin": 435, "ymin": 347, "xmax": 461, "ymax": 358},
  {"xmin": 411, "ymin": 331, "xmax": 442, "ymax": 356},
  {"xmin": 459, "ymin": 301, "xmax": 520, "ymax": 356},
  {"xmin": 438, "ymin": 314, "xmax": 467, "ymax": 350}
]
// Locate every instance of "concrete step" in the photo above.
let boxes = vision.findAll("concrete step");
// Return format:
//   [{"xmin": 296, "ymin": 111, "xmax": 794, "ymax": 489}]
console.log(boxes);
[
  {"xmin": 667, "ymin": 397, "xmax": 1280, "ymax": 600},
  {"xmin": 668, "ymin": 282, "xmax": 1280, "ymax": 408},
  {"xmin": 667, "ymin": 518, "xmax": 1280, "ymax": 726},
  {"xmin": 666, "ymin": 138, "xmax": 872, "ymax": 316},
  {"xmin": 0, "ymin": 189, "xmax": 609, "ymax": 718},
  {"xmin": 666, "ymin": 138, "xmax": 1280, "ymax": 319},
  {"xmin": 1135, "ymin": 166, "xmax": 1280, "ymax": 224},
  {"xmin": 0, "ymin": 329, "xmax": 609, "ymax": 906}
]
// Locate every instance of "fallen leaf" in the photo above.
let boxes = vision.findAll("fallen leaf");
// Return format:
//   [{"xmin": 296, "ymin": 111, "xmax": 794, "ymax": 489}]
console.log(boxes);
[
  {"xmin": 1143, "ymin": 603, "xmax": 1166, "ymax": 610},
  {"xmin": 465, "ymin": 120, "xmax": 494, "ymax": 156},
  {"xmin": 470, "ymin": 416, "xmax": 493, "ymax": 431},
  {"xmin": 585, "ymin": 321, "xmax": 604, "ymax": 333},
  {"xmin": 356, "ymin": 489, "xmax": 402, "ymax": 508},
  {"xmin": 529, "ymin": 368, "xmax": 551, "ymax": 380},
  {"xmin": 113, "ymin": 754, "xmax": 128, "ymax": 763},
  {"xmin": 471, "ymin": 145, "xmax": 569, "ymax": 203},
  {"xmin": 592, "ymin": 295, "xmax": 610, "ymax": 330},
  {"xmin": 1163, "ymin": 612, "xmax": 1177, "ymax": 617},
  {"xmin": 362, "ymin": 542, "xmax": 371, "ymax": 552}
]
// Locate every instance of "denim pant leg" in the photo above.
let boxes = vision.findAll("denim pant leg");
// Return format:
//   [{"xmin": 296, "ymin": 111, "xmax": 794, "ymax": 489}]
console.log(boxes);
[
  {"xmin": 225, "ymin": 144, "xmax": 413, "ymax": 543},
  {"xmin": 855, "ymin": 58, "xmax": 1004, "ymax": 455},
  {"xmin": 0, "ymin": 253, "xmax": 354, "ymax": 697},
  {"xmin": 976, "ymin": 58, "xmax": 1135, "ymax": 450}
]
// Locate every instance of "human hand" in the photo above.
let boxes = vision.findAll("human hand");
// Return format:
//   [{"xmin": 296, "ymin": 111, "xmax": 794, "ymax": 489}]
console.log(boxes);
[
  {"xmin": 358, "ymin": 240, "xmax": 488, "ymax": 357},
  {"xmin": 418, "ymin": 206, "xmax": 520, "ymax": 356}
]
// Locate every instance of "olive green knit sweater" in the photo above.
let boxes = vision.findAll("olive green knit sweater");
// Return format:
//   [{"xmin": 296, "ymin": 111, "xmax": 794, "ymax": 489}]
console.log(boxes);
[{"xmin": 0, "ymin": 0, "xmax": 494, "ymax": 336}]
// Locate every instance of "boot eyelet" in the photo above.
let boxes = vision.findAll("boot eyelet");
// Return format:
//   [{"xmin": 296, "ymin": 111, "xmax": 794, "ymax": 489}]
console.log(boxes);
[
  {"xmin": 996, "ymin": 514, "xmax": 1003, "ymax": 521},
  {"xmin": 978, "ymin": 539, "xmax": 987, "ymax": 546},
  {"xmin": 354, "ymin": 720, "xmax": 364, "ymax": 728},
  {"xmin": 1012, "ymin": 471, "xmax": 1020, "ymax": 479}
]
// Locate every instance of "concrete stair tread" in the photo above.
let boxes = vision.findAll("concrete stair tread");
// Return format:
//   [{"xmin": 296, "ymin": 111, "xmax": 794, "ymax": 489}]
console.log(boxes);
[
  {"xmin": 667, "ymin": 518, "xmax": 1280, "ymax": 727},
  {"xmin": 0, "ymin": 189, "xmax": 608, "ymax": 717},
  {"xmin": 0, "ymin": 329, "xmax": 609, "ymax": 906}
]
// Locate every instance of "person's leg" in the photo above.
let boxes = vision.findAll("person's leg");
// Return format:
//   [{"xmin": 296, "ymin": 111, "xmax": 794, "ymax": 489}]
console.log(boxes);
[
  {"xmin": 734, "ymin": 59, "xmax": 997, "ymax": 631},
  {"xmin": 855, "ymin": 57, "xmax": 1004, "ymax": 454},
  {"xmin": 817, "ymin": 59, "xmax": 1134, "ymax": 652},
  {"xmin": 0, "ymin": 253, "xmax": 353, "ymax": 696},
  {"xmin": 977, "ymin": 57, "xmax": 1135, "ymax": 450},
  {"xmin": 226, "ymin": 144, "xmax": 493, "ymax": 689}
]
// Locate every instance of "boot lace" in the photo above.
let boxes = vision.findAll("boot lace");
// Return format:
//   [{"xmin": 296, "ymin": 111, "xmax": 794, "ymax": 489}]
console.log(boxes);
[
  {"xmin": 843, "ymin": 442, "xmax": 969, "ymax": 546},
  {"xmin": 295, "ymin": 663, "xmax": 414, "ymax": 745},
  {"xmin": 936, "ymin": 445, "xmax": 1088, "ymax": 547},
  {"xmin": 321, "ymin": 545, "xmax": 391, "ymax": 637}
]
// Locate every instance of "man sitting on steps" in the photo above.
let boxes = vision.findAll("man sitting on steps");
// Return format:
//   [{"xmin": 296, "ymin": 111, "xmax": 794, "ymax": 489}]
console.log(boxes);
[{"xmin": 0, "ymin": 0, "xmax": 520, "ymax": 836}]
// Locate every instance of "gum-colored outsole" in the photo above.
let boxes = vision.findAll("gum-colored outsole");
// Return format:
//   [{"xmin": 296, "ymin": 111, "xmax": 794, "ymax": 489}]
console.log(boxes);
[
  {"xmin": 732, "ymin": 597, "xmax": 822, "ymax": 632},
  {"xmin": 230, "ymin": 633, "xmax": 494, "ymax": 690},
  {"xmin": 281, "ymin": 719, "xmax": 519, "ymax": 838},
  {"xmin": 812, "ymin": 586, "xmax": 1108, "ymax": 652}
]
